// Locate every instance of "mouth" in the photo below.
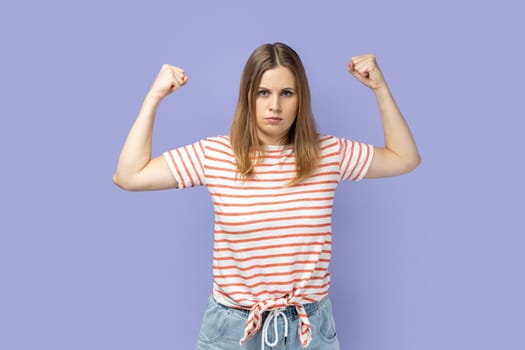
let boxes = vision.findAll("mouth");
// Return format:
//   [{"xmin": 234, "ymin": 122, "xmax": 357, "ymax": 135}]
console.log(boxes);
[{"xmin": 265, "ymin": 116, "xmax": 283, "ymax": 122}]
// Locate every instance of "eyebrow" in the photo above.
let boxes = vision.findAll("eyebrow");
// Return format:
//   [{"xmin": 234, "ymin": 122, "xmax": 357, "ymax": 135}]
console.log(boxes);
[{"xmin": 258, "ymin": 86, "xmax": 296, "ymax": 91}]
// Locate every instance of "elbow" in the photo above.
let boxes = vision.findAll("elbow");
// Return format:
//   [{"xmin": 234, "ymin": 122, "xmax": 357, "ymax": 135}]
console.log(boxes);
[
  {"xmin": 112, "ymin": 173, "xmax": 126, "ymax": 190},
  {"xmin": 404, "ymin": 153, "xmax": 422, "ymax": 174},
  {"xmin": 392, "ymin": 153, "xmax": 421, "ymax": 176},
  {"xmin": 112, "ymin": 172, "xmax": 134, "ymax": 191}
]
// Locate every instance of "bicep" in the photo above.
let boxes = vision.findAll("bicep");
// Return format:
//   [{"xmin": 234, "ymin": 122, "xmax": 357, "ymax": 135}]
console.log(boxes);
[
  {"xmin": 115, "ymin": 155, "xmax": 178, "ymax": 191},
  {"xmin": 364, "ymin": 147, "xmax": 418, "ymax": 178}
]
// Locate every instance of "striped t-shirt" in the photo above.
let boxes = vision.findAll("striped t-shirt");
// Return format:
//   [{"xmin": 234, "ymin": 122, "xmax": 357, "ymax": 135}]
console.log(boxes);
[{"xmin": 163, "ymin": 135, "xmax": 374, "ymax": 346}]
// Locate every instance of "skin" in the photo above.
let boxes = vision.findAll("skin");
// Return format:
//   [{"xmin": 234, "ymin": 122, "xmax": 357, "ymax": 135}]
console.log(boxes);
[
  {"xmin": 113, "ymin": 54, "xmax": 420, "ymax": 190},
  {"xmin": 347, "ymin": 54, "xmax": 421, "ymax": 178},
  {"xmin": 112, "ymin": 64, "xmax": 185, "ymax": 191},
  {"xmin": 255, "ymin": 66, "xmax": 298, "ymax": 145}
]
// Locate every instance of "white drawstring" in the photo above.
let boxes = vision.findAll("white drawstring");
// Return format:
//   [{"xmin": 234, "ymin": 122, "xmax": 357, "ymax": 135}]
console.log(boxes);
[{"xmin": 261, "ymin": 309, "xmax": 288, "ymax": 349}]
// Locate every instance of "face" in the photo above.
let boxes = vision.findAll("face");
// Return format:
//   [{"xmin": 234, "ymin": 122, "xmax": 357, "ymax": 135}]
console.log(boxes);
[{"xmin": 255, "ymin": 65, "xmax": 298, "ymax": 145}]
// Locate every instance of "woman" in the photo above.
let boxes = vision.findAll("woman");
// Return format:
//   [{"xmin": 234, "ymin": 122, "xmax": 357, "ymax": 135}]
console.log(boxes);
[{"xmin": 113, "ymin": 42, "xmax": 420, "ymax": 349}]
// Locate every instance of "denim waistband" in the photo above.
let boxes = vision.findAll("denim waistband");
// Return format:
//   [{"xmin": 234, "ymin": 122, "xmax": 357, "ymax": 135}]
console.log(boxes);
[{"xmin": 210, "ymin": 295, "xmax": 329, "ymax": 322}]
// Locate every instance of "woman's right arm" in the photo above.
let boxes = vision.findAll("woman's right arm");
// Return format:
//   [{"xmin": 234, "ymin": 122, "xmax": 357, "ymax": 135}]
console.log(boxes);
[{"xmin": 112, "ymin": 64, "xmax": 187, "ymax": 191}]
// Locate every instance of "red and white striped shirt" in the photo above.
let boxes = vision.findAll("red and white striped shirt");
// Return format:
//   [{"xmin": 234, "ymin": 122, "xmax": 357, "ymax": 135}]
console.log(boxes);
[{"xmin": 163, "ymin": 135, "xmax": 374, "ymax": 346}]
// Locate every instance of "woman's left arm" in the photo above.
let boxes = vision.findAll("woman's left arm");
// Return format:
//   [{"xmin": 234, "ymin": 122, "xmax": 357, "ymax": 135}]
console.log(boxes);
[{"xmin": 348, "ymin": 54, "xmax": 421, "ymax": 178}]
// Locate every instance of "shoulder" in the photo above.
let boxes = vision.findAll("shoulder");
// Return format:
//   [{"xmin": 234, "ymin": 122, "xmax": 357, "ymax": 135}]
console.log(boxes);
[
  {"xmin": 203, "ymin": 135, "xmax": 230, "ymax": 145},
  {"xmin": 201, "ymin": 136, "xmax": 235, "ymax": 158},
  {"xmin": 199, "ymin": 135, "xmax": 231, "ymax": 149},
  {"xmin": 319, "ymin": 135, "xmax": 343, "ymax": 153},
  {"xmin": 319, "ymin": 135, "xmax": 340, "ymax": 145}
]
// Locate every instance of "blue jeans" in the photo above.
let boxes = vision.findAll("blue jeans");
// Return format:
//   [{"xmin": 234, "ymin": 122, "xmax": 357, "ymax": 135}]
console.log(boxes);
[{"xmin": 195, "ymin": 296, "xmax": 340, "ymax": 349}]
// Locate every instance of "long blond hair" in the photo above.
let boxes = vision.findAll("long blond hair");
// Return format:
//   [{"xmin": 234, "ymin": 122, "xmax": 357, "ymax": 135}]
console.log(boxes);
[{"xmin": 229, "ymin": 42, "xmax": 320, "ymax": 185}]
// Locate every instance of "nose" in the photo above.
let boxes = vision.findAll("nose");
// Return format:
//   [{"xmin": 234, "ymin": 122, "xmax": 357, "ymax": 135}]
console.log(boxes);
[{"xmin": 269, "ymin": 95, "xmax": 281, "ymax": 113}]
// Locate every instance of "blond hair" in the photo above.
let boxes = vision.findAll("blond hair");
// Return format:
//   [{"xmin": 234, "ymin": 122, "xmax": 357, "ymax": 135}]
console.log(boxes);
[{"xmin": 229, "ymin": 42, "xmax": 320, "ymax": 185}]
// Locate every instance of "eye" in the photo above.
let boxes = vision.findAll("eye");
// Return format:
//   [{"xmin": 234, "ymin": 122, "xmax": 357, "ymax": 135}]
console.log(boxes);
[
  {"xmin": 281, "ymin": 90, "xmax": 294, "ymax": 97},
  {"xmin": 257, "ymin": 89, "xmax": 269, "ymax": 97}
]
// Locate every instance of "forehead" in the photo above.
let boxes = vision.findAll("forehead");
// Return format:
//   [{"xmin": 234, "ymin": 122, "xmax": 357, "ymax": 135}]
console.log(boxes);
[{"xmin": 259, "ymin": 66, "xmax": 296, "ymax": 88}]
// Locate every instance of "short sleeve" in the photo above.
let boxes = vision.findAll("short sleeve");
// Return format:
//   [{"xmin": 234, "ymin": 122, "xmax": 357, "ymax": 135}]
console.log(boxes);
[
  {"xmin": 163, "ymin": 140, "xmax": 206, "ymax": 189},
  {"xmin": 338, "ymin": 138, "xmax": 374, "ymax": 182}
]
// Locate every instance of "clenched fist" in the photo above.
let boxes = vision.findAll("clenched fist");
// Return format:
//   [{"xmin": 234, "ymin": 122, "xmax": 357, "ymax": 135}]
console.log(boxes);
[
  {"xmin": 348, "ymin": 54, "xmax": 386, "ymax": 91},
  {"xmin": 149, "ymin": 64, "xmax": 188, "ymax": 99}
]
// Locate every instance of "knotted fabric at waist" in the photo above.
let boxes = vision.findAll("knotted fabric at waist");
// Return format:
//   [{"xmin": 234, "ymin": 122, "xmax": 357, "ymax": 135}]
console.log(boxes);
[{"xmin": 239, "ymin": 296, "xmax": 314, "ymax": 348}]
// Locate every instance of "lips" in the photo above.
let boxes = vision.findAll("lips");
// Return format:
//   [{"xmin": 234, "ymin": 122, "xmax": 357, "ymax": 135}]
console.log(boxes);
[{"xmin": 265, "ymin": 116, "xmax": 283, "ymax": 122}]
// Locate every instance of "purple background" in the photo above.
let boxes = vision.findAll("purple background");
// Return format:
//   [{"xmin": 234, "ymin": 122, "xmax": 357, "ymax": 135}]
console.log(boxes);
[{"xmin": 1, "ymin": 1, "xmax": 524, "ymax": 349}]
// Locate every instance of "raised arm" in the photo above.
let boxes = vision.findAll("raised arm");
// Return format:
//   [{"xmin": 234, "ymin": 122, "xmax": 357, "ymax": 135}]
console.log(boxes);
[
  {"xmin": 112, "ymin": 64, "xmax": 187, "ymax": 191},
  {"xmin": 348, "ymin": 55, "xmax": 421, "ymax": 178}
]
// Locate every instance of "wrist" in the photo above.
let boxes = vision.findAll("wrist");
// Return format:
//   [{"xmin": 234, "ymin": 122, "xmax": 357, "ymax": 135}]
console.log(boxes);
[
  {"xmin": 144, "ymin": 91, "xmax": 164, "ymax": 105},
  {"xmin": 372, "ymin": 82, "xmax": 391, "ymax": 97}
]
